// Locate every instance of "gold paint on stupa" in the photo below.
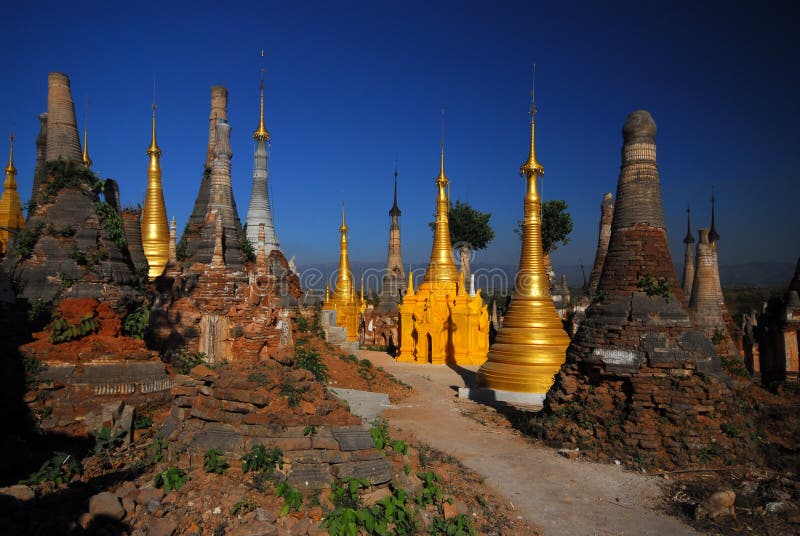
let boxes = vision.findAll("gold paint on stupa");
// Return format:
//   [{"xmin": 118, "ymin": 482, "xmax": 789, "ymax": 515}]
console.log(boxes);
[
  {"xmin": 397, "ymin": 142, "xmax": 489, "ymax": 365},
  {"xmin": 323, "ymin": 205, "xmax": 362, "ymax": 341},
  {"xmin": 0, "ymin": 134, "xmax": 25, "ymax": 255},
  {"xmin": 477, "ymin": 76, "xmax": 569, "ymax": 393},
  {"xmin": 140, "ymin": 103, "xmax": 170, "ymax": 280}
]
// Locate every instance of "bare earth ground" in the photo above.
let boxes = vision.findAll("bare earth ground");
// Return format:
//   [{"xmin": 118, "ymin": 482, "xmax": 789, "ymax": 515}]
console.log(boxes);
[{"xmin": 359, "ymin": 350, "xmax": 699, "ymax": 536}]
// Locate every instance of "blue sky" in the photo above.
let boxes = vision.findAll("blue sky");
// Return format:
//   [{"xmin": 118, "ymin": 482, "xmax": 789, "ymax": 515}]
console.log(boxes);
[{"xmin": 2, "ymin": 1, "xmax": 798, "ymax": 270}]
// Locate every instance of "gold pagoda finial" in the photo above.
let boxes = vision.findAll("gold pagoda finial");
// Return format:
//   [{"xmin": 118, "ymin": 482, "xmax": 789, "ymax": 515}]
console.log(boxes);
[
  {"xmin": 82, "ymin": 99, "xmax": 92, "ymax": 168},
  {"xmin": 406, "ymin": 268, "xmax": 414, "ymax": 296},
  {"xmin": 147, "ymin": 103, "xmax": 161, "ymax": 156},
  {"xmin": 333, "ymin": 202, "xmax": 354, "ymax": 303},
  {"xmin": 424, "ymin": 109, "xmax": 458, "ymax": 284},
  {"xmin": 340, "ymin": 202, "xmax": 348, "ymax": 233},
  {"xmin": 520, "ymin": 65, "xmax": 544, "ymax": 177},
  {"xmin": 253, "ymin": 49, "xmax": 271, "ymax": 141},
  {"xmin": 5, "ymin": 133, "xmax": 16, "ymax": 176}
]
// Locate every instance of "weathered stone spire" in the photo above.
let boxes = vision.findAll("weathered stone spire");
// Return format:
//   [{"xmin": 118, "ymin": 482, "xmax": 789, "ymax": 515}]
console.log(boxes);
[
  {"xmin": 689, "ymin": 229, "xmax": 728, "ymax": 333},
  {"xmin": 682, "ymin": 207, "xmax": 696, "ymax": 299},
  {"xmin": 184, "ymin": 86, "xmax": 229, "ymax": 258},
  {"xmin": 167, "ymin": 217, "xmax": 178, "ymax": 266},
  {"xmin": 202, "ymin": 119, "xmax": 244, "ymax": 269},
  {"xmin": 0, "ymin": 134, "xmax": 25, "ymax": 255},
  {"xmin": 541, "ymin": 110, "xmax": 726, "ymax": 467},
  {"xmin": 378, "ymin": 163, "xmax": 406, "ymax": 310},
  {"xmin": 30, "ymin": 113, "xmax": 48, "ymax": 206},
  {"xmin": 333, "ymin": 204, "xmax": 354, "ymax": 303},
  {"xmin": 424, "ymin": 139, "xmax": 458, "ymax": 284},
  {"xmin": 477, "ymin": 80, "xmax": 569, "ymax": 395},
  {"xmin": 587, "ymin": 192, "xmax": 614, "ymax": 296},
  {"xmin": 245, "ymin": 62, "xmax": 279, "ymax": 253},
  {"xmin": 141, "ymin": 104, "xmax": 170, "ymax": 280},
  {"xmin": 45, "ymin": 73, "xmax": 82, "ymax": 163}
]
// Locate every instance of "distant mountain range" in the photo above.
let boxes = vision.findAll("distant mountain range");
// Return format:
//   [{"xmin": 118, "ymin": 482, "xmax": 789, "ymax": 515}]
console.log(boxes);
[{"xmin": 296, "ymin": 260, "xmax": 797, "ymax": 291}]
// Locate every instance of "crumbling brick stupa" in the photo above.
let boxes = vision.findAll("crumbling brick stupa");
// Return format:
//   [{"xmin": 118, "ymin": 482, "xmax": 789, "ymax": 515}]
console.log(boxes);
[
  {"xmin": 5, "ymin": 73, "xmax": 139, "ymax": 308},
  {"xmin": 537, "ymin": 111, "xmax": 732, "ymax": 468}
]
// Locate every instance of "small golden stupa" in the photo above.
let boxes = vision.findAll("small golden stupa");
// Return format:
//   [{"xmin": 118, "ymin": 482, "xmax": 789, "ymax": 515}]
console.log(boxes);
[
  {"xmin": 477, "ymin": 78, "xmax": 569, "ymax": 393},
  {"xmin": 323, "ymin": 205, "xmax": 362, "ymax": 341},
  {"xmin": 0, "ymin": 134, "xmax": 25, "ymax": 255},
  {"xmin": 397, "ymin": 143, "xmax": 489, "ymax": 365},
  {"xmin": 140, "ymin": 104, "xmax": 170, "ymax": 279}
]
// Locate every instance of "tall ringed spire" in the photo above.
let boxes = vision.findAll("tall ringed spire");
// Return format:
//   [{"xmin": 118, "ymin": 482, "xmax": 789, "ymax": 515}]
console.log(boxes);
[
  {"xmin": 520, "ymin": 64, "xmax": 544, "ymax": 177},
  {"xmin": 253, "ymin": 50, "xmax": 271, "ymax": 142}
]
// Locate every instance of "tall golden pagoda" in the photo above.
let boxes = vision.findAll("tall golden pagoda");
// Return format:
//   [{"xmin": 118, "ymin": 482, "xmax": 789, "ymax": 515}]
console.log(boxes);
[
  {"xmin": 397, "ymin": 141, "xmax": 489, "ymax": 365},
  {"xmin": 140, "ymin": 104, "xmax": 170, "ymax": 279},
  {"xmin": 476, "ymin": 76, "xmax": 569, "ymax": 393},
  {"xmin": 0, "ymin": 134, "xmax": 25, "ymax": 255},
  {"xmin": 323, "ymin": 205, "xmax": 362, "ymax": 341}
]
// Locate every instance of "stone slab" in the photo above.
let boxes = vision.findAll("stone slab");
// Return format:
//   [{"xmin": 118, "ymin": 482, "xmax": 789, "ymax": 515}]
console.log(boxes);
[
  {"xmin": 328, "ymin": 387, "xmax": 390, "ymax": 424},
  {"xmin": 458, "ymin": 387, "xmax": 544, "ymax": 408},
  {"xmin": 331, "ymin": 426, "xmax": 374, "ymax": 451}
]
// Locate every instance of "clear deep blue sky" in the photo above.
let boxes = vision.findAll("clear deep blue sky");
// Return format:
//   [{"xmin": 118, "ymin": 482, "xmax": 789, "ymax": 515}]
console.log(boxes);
[{"xmin": 2, "ymin": 1, "xmax": 798, "ymax": 270}]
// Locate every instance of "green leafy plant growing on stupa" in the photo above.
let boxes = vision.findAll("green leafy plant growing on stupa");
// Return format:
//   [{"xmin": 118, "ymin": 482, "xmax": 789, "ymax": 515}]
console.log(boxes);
[
  {"xmin": 637, "ymin": 274, "xmax": 671, "ymax": 300},
  {"xmin": 21, "ymin": 451, "xmax": 82, "ymax": 486},
  {"xmin": 241, "ymin": 444, "xmax": 284, "ymax": 475},
  {"xmin": 240, "ymin": 235, "xmax": 255, "ymax": 262},
  {"xmin": 123, "ymin": 305, "xmax": 150, "ymax": 339},
  {"xmin": 711, "ymin": 328, "xmax": 725, "ymax": 345},
  {"xmin": 275, "ymin": 481, "xmax": 303, "ymax": 516},
  {"xmin": 94, "ymin": 200, "xmax": 127, "ymax": 250},
  {"xmin": 154, "ymin": 467, "xmax": 189, "ymax": 492},
  {"xmin": 91, "ymin": 426, "xmax": 126, "ymax": 457},
  {"xmin": 11, "ymin": 221, "xmax": 43, "ymax": 261},
  {"xmin": 50, "ymin": 313, "xmax": 100, "ymax": 343},
  {"xmin": 296, "ymin": 347, "xmax": 328, "ymax": 382},
  {"xmin": 203, "ymin": 448, "xmax": 229, "ymax": 474}
]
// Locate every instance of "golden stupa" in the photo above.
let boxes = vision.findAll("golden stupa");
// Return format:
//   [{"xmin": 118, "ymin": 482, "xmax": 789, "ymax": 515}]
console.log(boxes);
[
  {"xmin": 323, "ymin": 205, "xmax": 362, "ymax": 341},
  {"xmin": 397, "ymin": 143, "xmax": 489, "ymax": 365},
  {"xmin": 140, "ymin": 104, "xmax": 170, "ymax": 279},
  {"xmin": 476, "ymin": 81, "xmax": 569, "ymax": 393},
  {"xmin": 0, "ymin": 134, "xmax": 25, "ymax": 255}
]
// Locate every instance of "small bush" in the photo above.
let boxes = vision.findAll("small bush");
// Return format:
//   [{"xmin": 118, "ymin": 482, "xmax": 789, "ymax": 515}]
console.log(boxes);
[
  {"xmin": 91, "ymin": 426, "xmax": 126, "ymax": 456},
  {"xmin": 240, "ymin": 236, "xmax": 255, "ymax": 262},
  {"xmin": 204, "ymin": 448, "xmax": 229, "ymax": 474},
  {"xmin": 133, "ymin": 414, "xmax": 153, "ymax": 430},
  {"xmin": 123, "ymin": 305, "xmax": 150, "ymax": 339},
  {"xmin": 637, "ymin": 274, "xmax": 671, "ymax": 300},
  {"xmin": 275, "ymin": 481, "xmax": 303, "ymax": 516},
  {"xmin": 154, "ymin": 467, "xmax": 189, "ymax": 492},
  {"xmin": 231, "ymin": 496, "xmax": 257, "ymax": 516},
  {"xmin": 296, "ymin": 347, "xmax": 328, "ymax": 382},
  {"xmin": 370, "ymin": 418, "xmax": 390, "ymax": 450},
  {"xmin": 11, "ymin": 222, "xmax": 43, "ymax": 260},
  {"xmin": 50, "ymin": 313, "xmax": 99, "ymax": 343},
  {"xmin": 21, "ymin": 451, "xmax": 81, "ymax": 486},
  {"xmin": 241, "ymin": 444, "xmax": 283, "ymax": 475},
  {"xmin": 94, "ymin": 200, "xmax": 127, "ymax": 251},
  {"xmin": 172, "ymin": 348, "xmax": 206, "ymax": 374}
]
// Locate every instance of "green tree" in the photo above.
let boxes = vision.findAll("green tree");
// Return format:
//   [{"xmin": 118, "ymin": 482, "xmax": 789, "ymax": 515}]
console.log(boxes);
[
  {"xmin": 515, "ymin": 199, "xmax": 573, "ymax": 254},
  {"xmin": 429, "ymin": 200, "xmax": 494, "ymax": 292}
]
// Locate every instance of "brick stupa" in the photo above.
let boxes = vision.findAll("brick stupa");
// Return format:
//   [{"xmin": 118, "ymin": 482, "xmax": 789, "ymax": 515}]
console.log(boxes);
[
  {"xmin": 586, "ymin": 192, "xmax": 613, "ymax": 297},
  {"xmin": 542, "ymin": 111, "xmax": 729, "ymax": 467}
]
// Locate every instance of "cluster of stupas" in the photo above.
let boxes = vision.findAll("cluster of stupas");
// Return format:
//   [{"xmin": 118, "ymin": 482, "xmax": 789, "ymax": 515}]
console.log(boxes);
[{"xmin": 1, "ymin": 64, "xmax": 794, "ymax": 451}]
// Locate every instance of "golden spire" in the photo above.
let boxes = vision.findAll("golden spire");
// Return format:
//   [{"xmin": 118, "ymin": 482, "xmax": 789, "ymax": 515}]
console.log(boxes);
[
  {"xmin": 5, "ymin": 133, "xmax": 16, "ymax": 178},
  {"xmin": 424, "ymin": 111, "xmax": 458, "ymax": 284},
  {"xmin": 406, "ymin": 267, "xmax": 414, "ymax": 296},
  {"xmin": 141, "ymin": 101, "xmax": 170, "ymax": 279},
  {"xmin": 82, "ymin": 100, "xmax": 92, "ymax": 168},
  {"xmin": 477, "ymin": 74, "xmax": 569, "ymax": 395},
  {"xmin": 0, "ymin": 133, "xmax": 24, "ymax": 254},
  {"xmin": 333, "ymin": 203, "xmax": 354, "ymax": 303},
  {"xmin": 253, "ymin": 50, "xmax": 271, "ymax": 142},
  {"xmin": 82, "ymin": 127, "xmax": 92, "ymax": 168},
  {"xmin": 520, "ymin": 65, "xmax": 544, "ymax": 177}
]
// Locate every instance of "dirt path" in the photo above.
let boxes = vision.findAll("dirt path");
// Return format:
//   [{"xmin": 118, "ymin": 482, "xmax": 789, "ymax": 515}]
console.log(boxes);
[{"xmin": 359, "ymin": 350, "xmax": 698, "ymax": 536}]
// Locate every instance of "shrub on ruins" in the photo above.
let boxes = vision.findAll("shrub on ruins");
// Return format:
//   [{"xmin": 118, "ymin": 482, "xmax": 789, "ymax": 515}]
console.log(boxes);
[
  {"xmin": 21, "ymin": 451, "xmax": 82, "ymax": 486},
  {"xmin": 154, "ymin": 467, "xmax": 189, "ymax": 492},
  {"xmin": 39, "ymin": 159, "xmax": 99, "ymax": 203},
  {"xmin": 241, "ymin": 444, "xmax": 284, "ymax": 476},
  {"xmin": 49, "ymin": 312, "xmax": 100, "ymax": 343},
  {"xmin": 637, "ymin": 274, "xmax": 671, "ymax": 300},
  {"xmin": 170, "ymin": 348, "xmax": 206, "ymax": 374},
  {"xmin": 123, "ymin": 304, "xmax": 150, "ymax": 339},
  {"xmin": 240, "ymin": 235, "xmax": 256, "ymax": 262},
  {"xmin": 10, "ymin": 221, "xmax": 43, "ymax": 261},
  {"xmin": 295, "ymin": 346, "xmax": 328, "ymax": 382},
  {"xmin": 275, "ymin": 481, "xmax": 303, "ymax": 516},
  {"xmin": 203, "ymin": 448, "xmax": 229, "ymax": 474}
]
